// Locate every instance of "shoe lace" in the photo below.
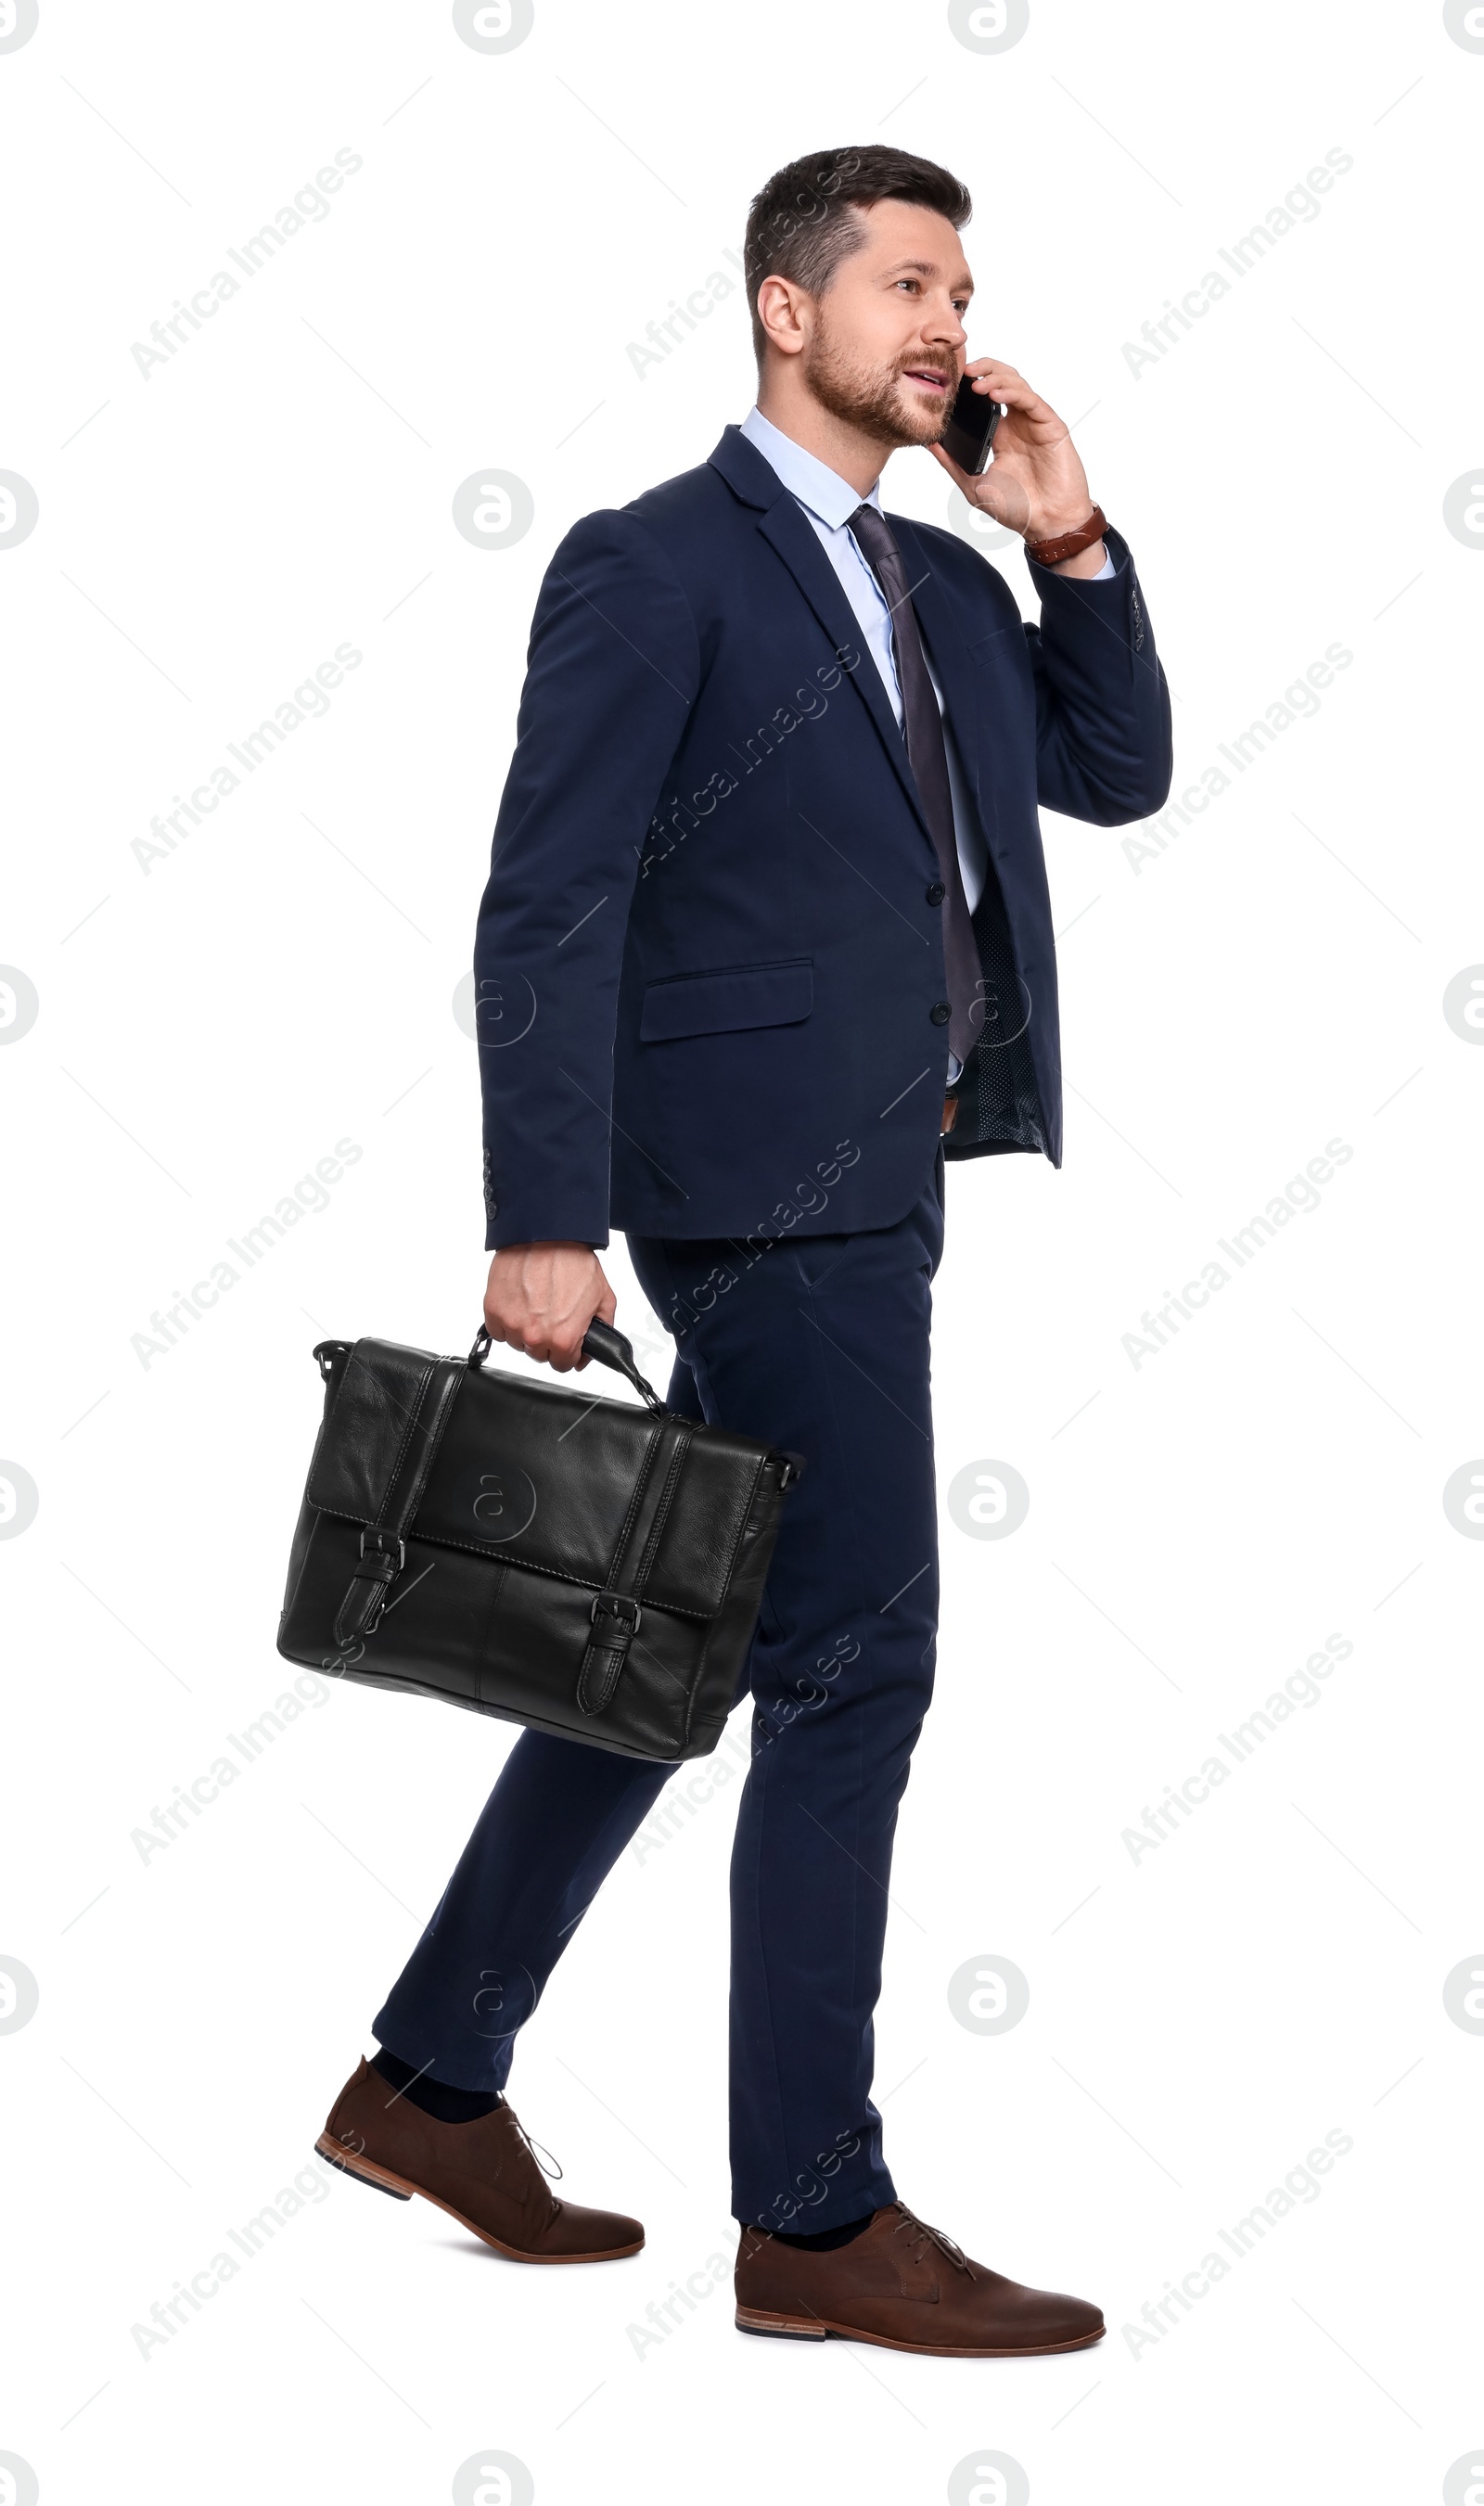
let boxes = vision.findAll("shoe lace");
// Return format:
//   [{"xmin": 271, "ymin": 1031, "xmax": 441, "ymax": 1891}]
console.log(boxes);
[
  {"xmin": 508, "ymin": 2110, "xmax": 564, "ymax": 2184},
  {"xmin": 890, "ymin": 2203, "xmax": 972, "ymax": 2277}
]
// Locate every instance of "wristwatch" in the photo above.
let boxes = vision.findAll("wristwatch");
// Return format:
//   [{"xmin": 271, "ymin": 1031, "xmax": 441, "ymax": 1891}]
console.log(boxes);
[{"xmin": 1024, "ymin": 505, "xmax": 1108, "ymax": 567}]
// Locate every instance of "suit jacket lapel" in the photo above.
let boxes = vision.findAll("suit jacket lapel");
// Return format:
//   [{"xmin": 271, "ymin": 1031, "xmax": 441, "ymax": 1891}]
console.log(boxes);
[
  {"xmin": 695, "ymin": 430, "xmax": 927, "ymax": 837},
  {"xmin": 753, "ymin": 498, "xmax": 929, "ymax": 834},
  {"xmin": 892, "ymin": 514, "xmax": 1009, "ymax": 856}
]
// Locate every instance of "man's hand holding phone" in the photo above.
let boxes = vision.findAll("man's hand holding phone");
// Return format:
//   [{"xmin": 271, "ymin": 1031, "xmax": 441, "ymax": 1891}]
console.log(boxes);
[{"xmin": 932, "ymin": 359, "xmax": 1107, "ymax": 577}]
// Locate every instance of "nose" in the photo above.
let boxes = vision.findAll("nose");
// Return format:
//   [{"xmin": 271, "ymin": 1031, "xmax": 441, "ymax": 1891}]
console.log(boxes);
[{"xmin": 925, "ymin": 296, "xmax": 966, "ymax": 352}]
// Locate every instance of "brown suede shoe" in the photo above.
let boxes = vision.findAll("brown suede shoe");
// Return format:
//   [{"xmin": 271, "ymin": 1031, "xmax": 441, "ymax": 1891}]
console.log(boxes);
[
  {"xmin": 316, "ymin": 2058, "xmax": 644, "ymax": 2263},
  {"xmin": 735, "ymin": 2204, "xmax": 1104, "ymax": 2357}
]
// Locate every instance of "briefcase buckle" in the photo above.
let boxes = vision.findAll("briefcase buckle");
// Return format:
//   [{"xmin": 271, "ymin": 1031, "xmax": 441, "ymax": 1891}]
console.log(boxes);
[
  {"xmin": 359, "ymin": 1528, "xmax": 406, "ymax": 1571},
  {"xmin": 590, "ymin": 1590, "xmax": 641, "ymax": 1637}
]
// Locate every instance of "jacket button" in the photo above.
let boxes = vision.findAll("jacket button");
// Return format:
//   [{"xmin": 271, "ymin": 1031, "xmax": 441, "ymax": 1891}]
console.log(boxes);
[
  {"xmin": 929, "ymin": 1002, "xmax": 951, "ymax": 1026},
  {"xmin": 926, "ymin": 880, "xmax": 945, "ymax": 905}
]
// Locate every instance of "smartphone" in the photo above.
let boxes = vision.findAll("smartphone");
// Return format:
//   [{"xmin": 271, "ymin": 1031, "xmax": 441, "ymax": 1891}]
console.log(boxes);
[{"xmin": 940, "ymin": 376, "xmax": 1004, "ymax": 476}]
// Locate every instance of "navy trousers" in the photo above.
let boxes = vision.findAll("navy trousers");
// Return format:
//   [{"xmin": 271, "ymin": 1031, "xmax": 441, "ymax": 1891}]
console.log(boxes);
[{"xmin": 373, "ymin": 1157, "xmax": 945, "ymax": 2231}]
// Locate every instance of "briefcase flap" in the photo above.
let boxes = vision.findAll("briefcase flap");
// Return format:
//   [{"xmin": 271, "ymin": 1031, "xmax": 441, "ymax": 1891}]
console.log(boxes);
[{"xmin": 306, "ymin": 1338, "xmax": 776, "ymax": 1620}]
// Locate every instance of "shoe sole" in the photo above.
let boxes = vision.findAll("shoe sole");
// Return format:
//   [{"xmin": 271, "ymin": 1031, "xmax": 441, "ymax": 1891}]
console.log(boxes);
[
  {"xmin": 734, "ymin": 2306, "xmax": 1105, "ymax": 2358},
  {"xmin": 314, "ymin": 2133, "xmax": 644, "ymax": 2264}
]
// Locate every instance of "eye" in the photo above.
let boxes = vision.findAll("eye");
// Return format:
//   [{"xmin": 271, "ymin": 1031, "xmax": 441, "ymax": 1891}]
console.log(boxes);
[{"xmin": 896, "ymin": 278, "xmax": 920, "ymax": 293}]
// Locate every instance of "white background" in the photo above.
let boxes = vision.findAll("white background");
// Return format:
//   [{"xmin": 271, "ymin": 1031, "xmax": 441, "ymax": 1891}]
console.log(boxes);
[{"xmin": 2, "ymin": 3, "xmax": 1481, "ymax": 2501}]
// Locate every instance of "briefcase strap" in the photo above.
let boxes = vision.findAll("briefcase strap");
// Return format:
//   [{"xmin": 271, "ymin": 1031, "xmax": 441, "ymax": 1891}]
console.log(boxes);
[
  {"xmin": 332, "ymin": 1357, "xmax": 466, "ymax": 1651},
  {"xmin": 576, "ymin": 1413, "xmax": 695, "ymax": 1717}
]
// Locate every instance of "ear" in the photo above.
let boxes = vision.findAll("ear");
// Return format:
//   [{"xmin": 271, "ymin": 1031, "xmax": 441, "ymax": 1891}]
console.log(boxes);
[{"xmin": 756, "ymin": 273, "xmax": 811, "ymax": 359}]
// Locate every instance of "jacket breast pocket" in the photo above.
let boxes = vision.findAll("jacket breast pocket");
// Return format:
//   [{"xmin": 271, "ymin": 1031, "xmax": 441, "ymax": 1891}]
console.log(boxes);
[
  {"xmin": 638, "ymin": 958, "xmax": 813, "ymax": 1043},
  {"xmin": 967, "ymin": 623, "xmax": 1036, "ymax": 715},
  {"xmin": 967, "ymin": 623, "xmax": 1029, "ymax": 667}
]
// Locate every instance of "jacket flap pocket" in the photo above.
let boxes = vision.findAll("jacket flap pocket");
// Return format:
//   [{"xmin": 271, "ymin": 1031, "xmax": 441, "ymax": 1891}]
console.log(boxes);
[{"xmin": 639, "ymin": 958, "xmax": 812, "ymax": 1043}]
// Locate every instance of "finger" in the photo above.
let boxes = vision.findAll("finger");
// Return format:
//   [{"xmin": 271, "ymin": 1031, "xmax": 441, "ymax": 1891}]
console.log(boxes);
[
  {"xmin": 961, "ymin": 359, "xmax": 1021, "ymax": 392},
  {"xmin": 928, "ymin": 441, "xmax": 1012, "ymax": 520},
  {"xmin": 928, "ymin": 440, "xmax": 976, "ymax": 492},
  {"xmin": 969, "ymin": 368, "xmax": 1042, "ymax": 413}
]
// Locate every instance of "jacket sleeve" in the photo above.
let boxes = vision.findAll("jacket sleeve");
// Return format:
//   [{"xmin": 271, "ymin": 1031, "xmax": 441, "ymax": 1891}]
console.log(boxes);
[
  {"xmin": 474, "ymin": 508, "xmax": 698, "ymax": 1250},
  {"xmin": 1023, "ymin": 527, "xmax": 1173, "ymax": 825}
]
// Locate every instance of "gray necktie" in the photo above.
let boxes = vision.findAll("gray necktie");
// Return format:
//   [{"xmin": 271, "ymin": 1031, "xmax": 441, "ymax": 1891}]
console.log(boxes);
[{"xmin": 849, "ymin": 501, "xmax": 982, "ymax": 1068}]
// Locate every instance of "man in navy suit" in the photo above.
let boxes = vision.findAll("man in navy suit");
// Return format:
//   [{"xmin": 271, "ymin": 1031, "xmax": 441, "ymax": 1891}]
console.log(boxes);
[{"xmin": 323, "ymin": 146, "xmax": 1171, "ymax": 2356}]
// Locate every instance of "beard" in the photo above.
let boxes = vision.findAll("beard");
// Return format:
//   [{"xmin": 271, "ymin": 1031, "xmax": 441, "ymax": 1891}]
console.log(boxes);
[{"xmin": 802, "ymin": 316, "xmax": 956, "ymax": 448}]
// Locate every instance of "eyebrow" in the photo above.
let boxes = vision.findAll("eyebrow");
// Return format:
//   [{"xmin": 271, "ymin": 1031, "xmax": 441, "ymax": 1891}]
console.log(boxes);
[{"xmin": 883, "ymin": 258, "xmax": 974, "ymax": 291}]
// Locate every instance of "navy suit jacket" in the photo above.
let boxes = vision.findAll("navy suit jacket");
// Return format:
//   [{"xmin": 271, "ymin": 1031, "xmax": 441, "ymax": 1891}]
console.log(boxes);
[{"xmin": 474, "ymin": 425, "xmax": 1171, "ymax": 1249}]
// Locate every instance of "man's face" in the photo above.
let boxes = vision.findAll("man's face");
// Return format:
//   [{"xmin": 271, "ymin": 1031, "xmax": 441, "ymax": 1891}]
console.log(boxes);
[{"xmin": 801, "ymin": 198, "xmax": 973, "ymax": 448}]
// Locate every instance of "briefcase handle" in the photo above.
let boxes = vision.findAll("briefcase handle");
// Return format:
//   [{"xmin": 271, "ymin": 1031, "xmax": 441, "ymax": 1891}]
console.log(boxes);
[{"xmin": 467, "ymin": 1318, "xmax": 665, "ymax": 1412}]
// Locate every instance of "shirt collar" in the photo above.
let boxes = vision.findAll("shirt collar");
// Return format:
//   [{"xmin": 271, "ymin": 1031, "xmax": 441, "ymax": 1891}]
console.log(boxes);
[{"xmin": 739, "ymin": 404, "xmax": 882, "ymax": 531}]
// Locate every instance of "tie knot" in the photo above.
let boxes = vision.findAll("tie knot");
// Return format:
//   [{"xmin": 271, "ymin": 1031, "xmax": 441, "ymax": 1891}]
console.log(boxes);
[{"xmin": 849, "ymin": 500, "xmax": 895, "ymax": 561}]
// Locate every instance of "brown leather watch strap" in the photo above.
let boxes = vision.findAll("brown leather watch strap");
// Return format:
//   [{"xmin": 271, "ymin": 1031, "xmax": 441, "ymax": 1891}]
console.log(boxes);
[{"xmin": 1024, "ymin": 505, "xmax": 1107, "ymax": 568}]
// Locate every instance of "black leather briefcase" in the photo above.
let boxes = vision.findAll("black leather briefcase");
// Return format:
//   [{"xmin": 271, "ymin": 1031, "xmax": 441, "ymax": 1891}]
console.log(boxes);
[{"xmin": 276, "ymin": 1322, "xmax": 800, "ymax": 1763}]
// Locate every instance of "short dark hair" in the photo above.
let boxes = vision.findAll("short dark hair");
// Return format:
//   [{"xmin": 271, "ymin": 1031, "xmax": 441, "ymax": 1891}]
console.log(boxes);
[{"xmin": 743, "ymin": 145, "xmax": 973, "ymax": 363}]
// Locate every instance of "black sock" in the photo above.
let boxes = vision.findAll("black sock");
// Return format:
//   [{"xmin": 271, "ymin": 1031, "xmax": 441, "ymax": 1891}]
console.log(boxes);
[
  {"xmin": 766, "ymin": 2213, "xmax": 876, "ymax": 2252},
  {"xmin": 370, "ymin": 2046, "xmax": 503, "ymax": 2124}
]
